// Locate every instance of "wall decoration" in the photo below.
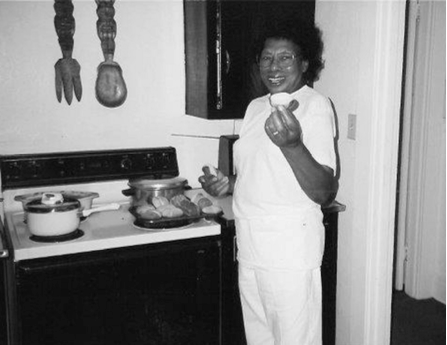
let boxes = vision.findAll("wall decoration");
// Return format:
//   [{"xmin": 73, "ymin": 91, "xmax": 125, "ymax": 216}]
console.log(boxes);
[
  {"xmin": 54, "ymin": 0, "xmax": 82, "ymax": 105},
  {"xmin": 95, "ymin": 0, "xmax": 127, "ymax": 108}
]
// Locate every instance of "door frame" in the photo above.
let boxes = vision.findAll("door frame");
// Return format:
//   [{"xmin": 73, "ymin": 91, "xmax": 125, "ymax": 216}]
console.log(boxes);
[
  {"xmin": 395, "ymin": 0, "xmax": 419, "ymax": 292},
  {"xmin": 361, "ymin": 1, "xmax": 406, "ymax": 343},
  {"xmin": 395, "ymin": 0, "xmax": 446, "ymax": 301}
]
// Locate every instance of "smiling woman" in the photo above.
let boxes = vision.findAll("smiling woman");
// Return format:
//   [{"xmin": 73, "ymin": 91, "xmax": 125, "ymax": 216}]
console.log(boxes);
[
  {"xmin": 253, "ymin": 19, "xmax": 324, "ymax": 91},
  {"xmin": 258, "ymin": 39, "xmax": 308, "ymax": 95},
  {"xmin": 199, "ymin": 18, "xmax": 339, "ymax": 345}
]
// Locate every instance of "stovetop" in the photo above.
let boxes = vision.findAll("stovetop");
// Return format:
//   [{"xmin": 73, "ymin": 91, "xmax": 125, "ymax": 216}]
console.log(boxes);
[
  {"xmin": 5, "ymin": 202, "xmax": 220, "ymax": 262},
  {"xmin": 0, "ymin": 148, "xmax": 221, "ymax": 262}
]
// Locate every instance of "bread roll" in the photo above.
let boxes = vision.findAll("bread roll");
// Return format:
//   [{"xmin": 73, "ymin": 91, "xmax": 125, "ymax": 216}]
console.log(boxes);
[
  {"xmin": 157, "ymin": 204, "xmax": 183, "ymax": 218},
  {"xmin": 191, "ymin": 193, "xmax": 213, "ymax": 210},
  {"xmin": 203, "ymin": 164, "xmax": 217, "ymax": 177},
  {"xmin": 191, "ymin": 193, "xmax": 205, "ymax": 204},
  {"xmin": 151, "ymin": 196, "xmax": 169, "ymax": 208},
  {"xmin": 269, "ymin": 92, "xmax": 293, "ymax": 107},
  {"xmin": 138, "ymin": 209, "xmax": 162, "ymax": 220},
  {"xmin": 197, "ymin": 197, "xmax": 213, "ymax": 210},
  {"xmin": 178, "ymin": 199, "xmax": 201, "ymax": 217},
  {"xmin": 135, "ymin": 203, "xmax": 156, "ymax": 215},
  {"xmin": 170, "ymin": 194, "xmax": 188, "ymax": 208}
]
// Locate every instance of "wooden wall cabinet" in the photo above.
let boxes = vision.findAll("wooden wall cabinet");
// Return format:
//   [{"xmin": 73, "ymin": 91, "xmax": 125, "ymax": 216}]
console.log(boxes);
[{"xmin": 184, "ymin": 0, "xmax": 315, "ymax": 120}]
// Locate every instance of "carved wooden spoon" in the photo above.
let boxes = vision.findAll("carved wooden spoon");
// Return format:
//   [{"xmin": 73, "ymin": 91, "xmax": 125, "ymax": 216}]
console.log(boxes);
[{"xmin": 95, "ymin": 0, "xmax": 127, "ymax": 108}]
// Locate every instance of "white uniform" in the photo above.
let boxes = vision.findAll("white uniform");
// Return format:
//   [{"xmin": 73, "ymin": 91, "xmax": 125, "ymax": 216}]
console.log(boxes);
[{"xmin": 233, "ymin": 85, "xmax": 336, "ymax": 345}]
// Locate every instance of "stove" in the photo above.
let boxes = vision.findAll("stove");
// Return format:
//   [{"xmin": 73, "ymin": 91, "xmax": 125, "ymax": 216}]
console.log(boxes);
[
  {"xmin": 0, "ymin": 148, "xmax": 222, "ymax": 345},
  {"xmin": 0, "ymin": 147, "xmax": 220, "ymax": 262}
]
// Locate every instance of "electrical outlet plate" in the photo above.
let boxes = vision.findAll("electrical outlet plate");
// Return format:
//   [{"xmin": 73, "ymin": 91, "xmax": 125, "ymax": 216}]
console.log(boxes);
[{"xmin": 348, "ymin": 113, "xmax": 357, "ymax": 140}]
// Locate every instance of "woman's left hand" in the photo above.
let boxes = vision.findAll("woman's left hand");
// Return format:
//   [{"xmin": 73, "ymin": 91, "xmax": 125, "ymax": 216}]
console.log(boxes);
[{"xmin": 265, "ymin": 101, "xmax": 302, "ymax": 148}]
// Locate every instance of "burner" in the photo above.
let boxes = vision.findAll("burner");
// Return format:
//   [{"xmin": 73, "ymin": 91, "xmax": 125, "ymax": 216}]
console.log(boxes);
[
  {"xmin": 133, "ymin": 218, "xmax": 196, "ymax": 230},
  {"xmin": 30, "ymin": 229, "xmax": 84, "ymax": 243}
]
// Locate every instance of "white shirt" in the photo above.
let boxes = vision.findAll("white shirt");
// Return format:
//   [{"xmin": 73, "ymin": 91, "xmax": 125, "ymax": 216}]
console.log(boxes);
[{"xmin": 233, "ymin": 85, "xmax": 336, "ymax": 270}]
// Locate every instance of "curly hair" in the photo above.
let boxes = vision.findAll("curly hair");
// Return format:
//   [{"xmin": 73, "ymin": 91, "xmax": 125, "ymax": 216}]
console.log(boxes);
[{"xmin": 253, "ymin": 19, "xmax": 325, "ymax": 84}]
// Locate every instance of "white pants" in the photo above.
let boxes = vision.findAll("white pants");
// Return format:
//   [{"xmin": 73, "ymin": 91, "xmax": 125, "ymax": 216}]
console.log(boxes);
[{"xmin": 239, "ymin": 265, "xmax": 322, "ymax": 345}]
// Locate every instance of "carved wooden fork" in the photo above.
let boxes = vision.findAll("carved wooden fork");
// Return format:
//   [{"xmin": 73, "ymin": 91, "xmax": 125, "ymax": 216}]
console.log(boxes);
[{"xmin": 54, "ymin": 0, "xmax": 82, "ymax": 105}]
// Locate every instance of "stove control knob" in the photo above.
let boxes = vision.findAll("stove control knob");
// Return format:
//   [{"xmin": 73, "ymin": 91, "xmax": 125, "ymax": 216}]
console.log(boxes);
[
  {"xmin": 145, "ymin": 154, "xmax": 155, "ymax": 170},
  {"xmin": 27, "ymin": 161, "xmax": 42, "ymax": 178},
  {"xmin": 120, "ymin": 157, "xmax": 132, "ymax": 171},
  {"xmin": 57, "ymin": 159, "xmax": 66, "ymax": 177},
  {"xmin": 6, "ymin": 162, "xmax": 21, "ymax": 180},
  {"xmin": 160, "ymin": 153, "xmax": 170, "ymax": 168}
]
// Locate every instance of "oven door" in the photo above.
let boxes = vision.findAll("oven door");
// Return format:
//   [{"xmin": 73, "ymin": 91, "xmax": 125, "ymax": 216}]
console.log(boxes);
[
  {"xmin": 0, "ymin": 218, "xmax": 10, "ymax": 345},
  {"xmin": 12, "ymin": 236, "xmax": 221, "ymax": 345}
]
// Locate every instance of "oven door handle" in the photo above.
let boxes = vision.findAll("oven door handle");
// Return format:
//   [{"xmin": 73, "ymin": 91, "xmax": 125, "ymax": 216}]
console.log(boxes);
[
  {"xmin": 0, "ymin": 249, "xmax": 8, "ymax": 259},
  {"xmin": 0, "ymin": 221, "xmax": 10, "ymax": 259}
]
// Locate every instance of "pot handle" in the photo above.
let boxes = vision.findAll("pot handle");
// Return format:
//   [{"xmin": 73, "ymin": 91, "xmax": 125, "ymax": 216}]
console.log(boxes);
[
  {"xmin": 122, "ymin": 188, "xmax": 134, "ymax": 197},
  {"xmin": 81, "ymin": 203, "xmax": 120, "ymax": 217}
]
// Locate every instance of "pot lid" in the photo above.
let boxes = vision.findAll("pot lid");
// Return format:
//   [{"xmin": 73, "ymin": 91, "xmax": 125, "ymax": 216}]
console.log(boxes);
[
  {"xmin": 15, "ymin": 191, "xmax": 99, "ymax": 203},
  {"xmin": 24, "ymin": 193, "xmax": 80, "ymax": 213},
  {"xmin": 128, "ymin": 176, "xmax": 188, "ymax": 190}
]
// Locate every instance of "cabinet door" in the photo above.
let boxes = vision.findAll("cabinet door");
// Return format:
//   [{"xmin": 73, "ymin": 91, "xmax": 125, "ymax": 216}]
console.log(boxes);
[
  {"xmin": 321, "ymin": 212, "xmax": 339, "ymax": 345},
  {"xmin": 184, "ymin": 0, "xmax": 315, "ymax": 120},
  {"xmin": 221, "ymin": 224, "xmax": 246, "ymax": 345},
  {"xmin": 185, "ymin": 0, "xmax": 252, "ymax": 120}
]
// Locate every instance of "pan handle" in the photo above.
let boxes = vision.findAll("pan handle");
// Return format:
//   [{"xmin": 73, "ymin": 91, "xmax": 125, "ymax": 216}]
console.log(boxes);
[
  {"xmin": 122, "ymin": 188, "xmax": 134, "ymax": 197},
  {"xmin": 81, "ymin": 203, "xmax": 121, "ymax": 217}
]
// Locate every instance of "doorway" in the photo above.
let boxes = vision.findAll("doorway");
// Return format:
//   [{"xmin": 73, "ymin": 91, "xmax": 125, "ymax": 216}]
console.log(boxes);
[
  {"xmin": 392, "ymin": 1, "xmax": 445, "ymax": 343},
  {"xmin": 394, "ymin": 0, "xmax": 445, "ymax": 304}
]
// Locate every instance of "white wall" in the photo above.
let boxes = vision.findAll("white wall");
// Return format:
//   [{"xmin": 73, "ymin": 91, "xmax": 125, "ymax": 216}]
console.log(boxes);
[
  {"xmin": 314, "ymin": 2, "xmax": 365, "ymax": 341},
  {"xmin": 315, "ymin": 1, "xmax": 405, "ymax": 344},
  {"xmin": 0, "ymin": 0, "xmax": 236, "ymax": 187}
]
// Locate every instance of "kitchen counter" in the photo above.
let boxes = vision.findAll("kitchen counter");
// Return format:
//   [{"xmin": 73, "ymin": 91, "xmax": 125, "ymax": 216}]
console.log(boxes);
[{"xmin": 185, "ymin": 188, "xmax": 345, "ymax": 228}]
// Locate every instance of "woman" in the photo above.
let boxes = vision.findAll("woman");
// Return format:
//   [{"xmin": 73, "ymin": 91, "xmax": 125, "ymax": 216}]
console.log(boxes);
[{"xmin": 199, "ymin": 20, "xmax": 338, "ymax": 345}]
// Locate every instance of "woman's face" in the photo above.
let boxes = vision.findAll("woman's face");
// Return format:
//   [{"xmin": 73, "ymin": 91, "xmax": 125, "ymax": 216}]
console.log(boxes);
[{"xmin": 259, "ymin": 38, "xmax": 309, "ymax": 94}]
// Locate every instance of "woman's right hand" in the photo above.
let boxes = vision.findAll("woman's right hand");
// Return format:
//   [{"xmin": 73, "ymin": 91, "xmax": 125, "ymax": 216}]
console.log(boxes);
[{"xmin": 198, "ymin": 166, "xmax": 230, "ymax": 197}]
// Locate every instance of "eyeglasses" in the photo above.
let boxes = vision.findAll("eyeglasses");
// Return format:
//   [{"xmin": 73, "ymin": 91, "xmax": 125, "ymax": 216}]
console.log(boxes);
[{"xmin": 258, "ymin": 53, "xmax": 297, "ymax": 69}]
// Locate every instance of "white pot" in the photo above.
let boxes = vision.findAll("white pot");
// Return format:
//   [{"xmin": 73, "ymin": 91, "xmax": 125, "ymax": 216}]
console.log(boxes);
[
  {"xmin": 27, "ymin": 208, "xmax": 80, "ymax": 236},
  {"xmin": 24, "ymin": 194, "xmax": 120, "ymax": 237}
]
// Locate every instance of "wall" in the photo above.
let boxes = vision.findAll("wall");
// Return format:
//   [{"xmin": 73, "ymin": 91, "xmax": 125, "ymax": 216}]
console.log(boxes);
[
  {"xmin": 0, "ymin": 0, "xmax": 236, "ymax": 187},
  {"xmin": 315, "ymin": 1, "xmax": 405, "ymax": 344},
  {"xmin": 313, "ymin": 9, "xmax": 362, "ymax": 340}
]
